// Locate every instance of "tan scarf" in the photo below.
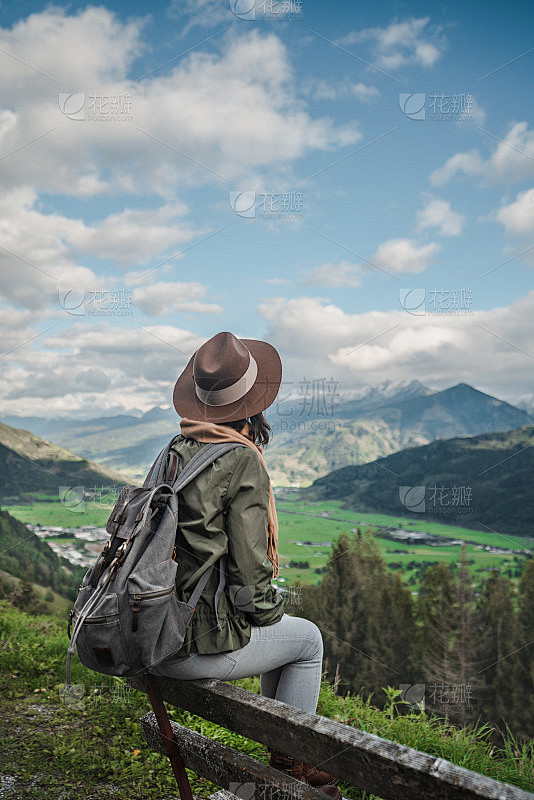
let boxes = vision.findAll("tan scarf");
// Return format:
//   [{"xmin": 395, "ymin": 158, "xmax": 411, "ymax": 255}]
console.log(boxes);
[{"xmin": 179, "ymin": 418, "xmax": 279, "ymax": 578}]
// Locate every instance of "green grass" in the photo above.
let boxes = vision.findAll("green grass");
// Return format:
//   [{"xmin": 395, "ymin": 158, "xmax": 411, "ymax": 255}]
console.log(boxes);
[
  {"xmin": 273, "ymin": 499, "xmax": 533, "ymax": 591},
  {"xmin": 4, "ymin": 499, "xmax": 116, "ymax": 528},
  {"xmin": 0, "ymin": 602, "xmax": 532, "ymax": 800},
  {"xmin": 276, "ymin": 499, "xmax": 534, "ymax": 548},
  {"xmin": 46, "ymin": 537, "xmax": 78, "ymax": 544},
  {"xmin": 5, "ymin": 497, "xmax": 531, "ymax": 594}
]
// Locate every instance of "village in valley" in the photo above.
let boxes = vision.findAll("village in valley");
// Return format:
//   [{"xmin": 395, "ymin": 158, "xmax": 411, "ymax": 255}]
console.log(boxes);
[
  {"xmin": 31, "ymin": 524, "xmax": 109, "ymax": 568},
  {"xmin": 29, "ymin": 517, "xmax": 532, "ymax": 576}
]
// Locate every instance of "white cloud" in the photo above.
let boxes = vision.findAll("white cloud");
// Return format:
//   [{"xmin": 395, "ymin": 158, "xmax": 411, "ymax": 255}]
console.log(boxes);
[
  {"xmin": 416, "ymin": 198, "xmax": 465, "ymax": 236},
  {"xmin": 4, "ymin": 6, "xmax": 146, "ymax": 87},
  {"xmin": 258, "ymin": 292, "xmax": 534, "ymax": 402},
  {"xmin": 0, "ymin": 307, "xmax": 46, "ymax": 358},
  {"xmin": 304, "ymin": 79, "xmax": 379, "ymax": 103},
  {"xmin": 133, "ymin": 282, "xmax": 223, "ymax": 316},
  {"xmin": 0, "ymin": 322, "xmax": 205, "ymax": 416},
  {"xmin": 299, "ymin": 240, "xmax": 440, "ymax": 287},
  {"xmin": 168, "ymin": 0, "xmax": 303, "ymax": 31},
  {"xmin": 430, "ymin": 122, "xmax": 534, "ymax": 185},
  {"xmin": 340, "ymin": 17, "xmax": 445, "ymax": 71},
  {"xmin": 0, "ymin": 191, "xmax": 101, "ymax": 312},
  {"xmin": 332, "ymin": 324, "xmax": 461, "ymax": 370},
  {"xmin": 495, "ymin": 188, "xmax": 534, "ymax": 236},
  {"xmin": 370, "ymin": 238, "xmax": 440, "ymax": 274},
  {"xmin": 2, "ymin": 289, "xmax": 534, "ymax": 416},
  {"xmin": 0, "ymin": 188, "xmax": 205, "ymax": 310},
  {"xmin": 67, "ymin": 203, "xmax": 197, "ymax": 267},
  {"xmin": 463, "ymin": 97, "xmax": 486, "ymax": 126},
  {"xmin": 265, "ymin": 277, "xmax": 292, "ymax": 285},
  {"xmin": 0, "ymin": 9, "xmax": 360, "ymax": 198},
  {"xmin": 351, "ymin": 83, "xmax": 380, "ymax": 102},
  {"xmin": 302, "ymin": 261, "xmax": 364, "ymax": 288},
  {"xmin": 167, "ymin": 0, "xmax": 231, "ymax": 33}
]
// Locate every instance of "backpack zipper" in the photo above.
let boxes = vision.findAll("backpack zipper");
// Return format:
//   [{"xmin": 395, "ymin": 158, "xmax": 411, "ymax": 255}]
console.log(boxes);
[
  {"xmin": 72, "ymin": 611, "xmax": 116, "ymax": 624},
  {"xmin": 130, "ymin": 586, "xmax": 174, "ymax": 631}
]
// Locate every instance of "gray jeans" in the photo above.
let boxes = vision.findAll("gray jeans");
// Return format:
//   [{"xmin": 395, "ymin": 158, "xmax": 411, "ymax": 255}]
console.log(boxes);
[{"xmin": 150, "ymin": 614, "xmax": 323, "ymax": 714}]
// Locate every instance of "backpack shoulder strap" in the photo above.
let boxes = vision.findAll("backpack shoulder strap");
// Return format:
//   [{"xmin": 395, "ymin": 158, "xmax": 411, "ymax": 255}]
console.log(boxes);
[
  {"xmin": 143, "ymin": 439, "xmax": 246, "ymax": 490},
  {"xmin": 143, "ymin": 439, "xmax": 176, "ymax": 488},
  {"xmin": 172, "ymin": 441, "xmax": 247, "ymax": 493}
]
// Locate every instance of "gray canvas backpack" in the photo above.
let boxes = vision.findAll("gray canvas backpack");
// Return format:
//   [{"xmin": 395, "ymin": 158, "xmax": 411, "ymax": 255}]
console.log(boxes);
[{"xmin": 65, "ymin": 439, "xmax": 245, "ymax": 687}]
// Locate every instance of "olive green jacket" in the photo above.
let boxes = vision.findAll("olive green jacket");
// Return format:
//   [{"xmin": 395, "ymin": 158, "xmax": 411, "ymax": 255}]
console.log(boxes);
[{"xmin": 169, "ymin": 434, "xmax": 285, "ymax": 656}]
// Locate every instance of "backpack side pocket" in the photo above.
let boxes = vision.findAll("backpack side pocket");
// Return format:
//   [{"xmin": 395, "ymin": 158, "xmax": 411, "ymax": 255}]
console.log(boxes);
[
  {"xmin": 75, "ymin": 593, "xmax": 131, "ymax": 676},
  {"xmin": 128, "ymin": 559, "xmax": 193, "ymax": 668}
]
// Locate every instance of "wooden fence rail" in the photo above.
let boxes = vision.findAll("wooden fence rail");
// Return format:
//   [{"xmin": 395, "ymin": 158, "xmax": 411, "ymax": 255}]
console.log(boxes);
[{"xmin": 127, "ymin": 676, "xmax": 534, "ymax": 800}]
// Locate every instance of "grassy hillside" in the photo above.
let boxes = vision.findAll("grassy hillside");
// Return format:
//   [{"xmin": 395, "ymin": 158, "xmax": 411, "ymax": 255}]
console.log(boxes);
[
  {"xmin": 0, "ymin": 507, "xmax": 85, "ymax": 601},
  {"xmin": 0, "ymin": 421, "xmax": 130, "ymax": 503},
  {"xmin": 0, "ymin": 410, "xmax": 179, "ymax": 482},
  {"xmin": 1, "ymin": 602, "xmax": 533, "ymax": 799},
  {"xmin": 0, "ymin": 569, "xmax": 72, "ymax": 615},
  {"xmin": 302, "ymin": 425, "xmax": 534, "ymax": 536}
]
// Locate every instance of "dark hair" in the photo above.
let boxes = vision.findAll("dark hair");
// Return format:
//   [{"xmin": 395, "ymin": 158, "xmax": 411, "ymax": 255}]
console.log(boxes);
[{"xmin": 224, "ymin": 412, "xmax": 272, "ymax": 447}]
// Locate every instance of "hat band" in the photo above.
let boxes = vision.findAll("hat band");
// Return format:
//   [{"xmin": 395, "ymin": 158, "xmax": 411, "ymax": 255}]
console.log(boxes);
[{"xmin": 194, "ymin": 354, "xmax": 258, "ymax": 407}]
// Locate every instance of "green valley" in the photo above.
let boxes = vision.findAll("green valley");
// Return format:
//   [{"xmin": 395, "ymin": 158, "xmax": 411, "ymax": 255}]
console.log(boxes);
[{"xmin": 273, "ymin": 497, "xmax": 533, "ymax": 590}]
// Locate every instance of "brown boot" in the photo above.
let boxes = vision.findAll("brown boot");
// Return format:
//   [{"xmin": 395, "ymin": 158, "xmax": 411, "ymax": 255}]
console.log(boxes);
[{"xmin": 269, "ymin": 750, "xmax": 341, "ymax": 797}]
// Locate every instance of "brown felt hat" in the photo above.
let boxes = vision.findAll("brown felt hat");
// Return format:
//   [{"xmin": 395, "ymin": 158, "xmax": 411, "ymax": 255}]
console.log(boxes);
[{"xmin": 173, "ymin": 331, "xmax": 282, "ymax": 422}]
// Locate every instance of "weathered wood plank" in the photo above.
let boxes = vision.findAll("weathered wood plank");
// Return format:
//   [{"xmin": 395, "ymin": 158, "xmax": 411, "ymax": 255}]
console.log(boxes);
[
  {"xmin": 141, "ymin": 712, "xmax": 331, "ymax": 800},
  {"xmin": 209, "ymin": 791, "xmax": 240, "ymax": 800},
  {"xmin": 209, "ymin": 790, "xmax": 240, "ymax": 800},
  {"xmin": 128, "ymin": 677, "xmax": 534, "ymax": 800}
]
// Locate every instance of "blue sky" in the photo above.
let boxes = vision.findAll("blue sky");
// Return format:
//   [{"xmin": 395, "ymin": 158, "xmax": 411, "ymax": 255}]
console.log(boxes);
[{"xmin": 0, "ymin": 0, "xmax": 533, "ymax": 418}]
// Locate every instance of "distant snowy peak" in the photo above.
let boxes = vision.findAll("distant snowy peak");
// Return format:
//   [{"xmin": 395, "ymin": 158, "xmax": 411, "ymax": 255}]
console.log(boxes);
[{"xmin": 337, "ymin": 379, "xmax": 434, "ymax": 403}]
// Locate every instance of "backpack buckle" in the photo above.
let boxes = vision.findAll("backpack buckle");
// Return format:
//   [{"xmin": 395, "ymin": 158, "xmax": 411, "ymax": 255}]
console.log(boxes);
[
  {"xmin": 108, "ymin": 558, "xmax": 121, "ymax": 580},
  {"xmin": 108, "ymin": 543, "xmax": 128, "ymax": 580}
]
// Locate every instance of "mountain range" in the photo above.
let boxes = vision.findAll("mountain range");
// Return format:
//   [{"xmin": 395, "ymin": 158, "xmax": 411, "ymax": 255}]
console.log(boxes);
[
  {"xmin": 302, "ymin": 424, "xmax": 534, "ymax": 537},
  {"xmin": 264, "ymin": 381, "xmax": 531, "ymax": 485},
  {"xmin": 1, "ymin": 381, "xmax": 531, "ymax": 486},
  {"xmin": 0, "ymin": 385, "xmax": 532, "ymax": 585}
]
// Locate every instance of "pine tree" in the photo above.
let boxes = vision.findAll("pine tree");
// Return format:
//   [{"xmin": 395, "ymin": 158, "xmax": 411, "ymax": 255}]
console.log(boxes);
[
  {"xmin": 510, "ymin": 560, "xmax": 534, "ymax": 739},
  {"xmin": 417, "ymin": 548, "xmax": 482, "ymax": 726},
  {"xmin": 473, "ymin": 570, "xmax": 517, "ymax": 734},
  {"xmin": 349, "ymin": 530, "xmax": 393, "ymax": 702},
  {"xmin": 418, "ymin": 560, "xmax": 456, "ymax": 714},
  {"xmin": 312, "ymin": 528, "xmax": 415, "ymax": 703},
  {"xmin": 453, "ymin": 545, "xmax": 480, "ymax": 726},
  {"xmin": 386, "ymin": 571, "xmax": 418, "ymax": 687},
  {"xmin": 315, "ymin": 531, "xmax": 360, "ymax": 691}
]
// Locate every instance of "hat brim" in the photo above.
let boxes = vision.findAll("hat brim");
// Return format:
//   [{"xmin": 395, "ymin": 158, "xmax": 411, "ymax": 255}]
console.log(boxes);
[{"xmin": 173, "ymin": 338, "xmax": 282, "ymax": 423}]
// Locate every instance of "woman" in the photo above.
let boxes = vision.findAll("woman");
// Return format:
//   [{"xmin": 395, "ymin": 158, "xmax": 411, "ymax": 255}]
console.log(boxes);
[{"xmin": 150, "ymin": 331, "xmax": 340, "ymax": 796}]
